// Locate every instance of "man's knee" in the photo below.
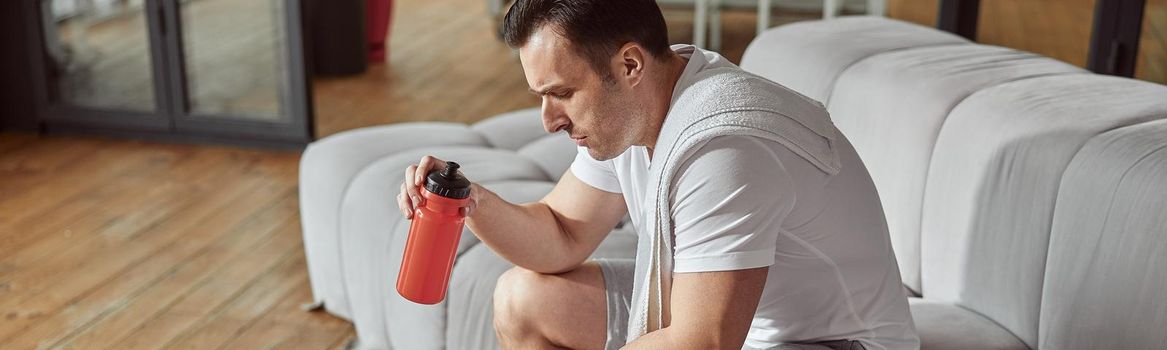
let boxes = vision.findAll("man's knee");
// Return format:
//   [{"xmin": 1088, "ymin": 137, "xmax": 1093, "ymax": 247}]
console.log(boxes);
[
  {"xmin": 494, "ymin": 264, "xmax": 609, "ymax": 349},
  {"xmin": 494, "ymin": 267, "xmax": 542, "ymax": 331}
]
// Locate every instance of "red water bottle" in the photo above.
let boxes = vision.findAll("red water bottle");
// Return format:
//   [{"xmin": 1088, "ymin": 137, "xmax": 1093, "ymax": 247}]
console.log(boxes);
[{"xmin": 397, "ymin": 161, "xmax": 472, "ymax": 304}]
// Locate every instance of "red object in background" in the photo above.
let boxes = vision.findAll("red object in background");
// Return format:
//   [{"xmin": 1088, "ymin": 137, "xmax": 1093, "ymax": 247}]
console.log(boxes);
[
  {"xmin": 397, "ymin": 163, "xmax": 471, "ymax": 305},
  {"xmin": 366, "ymin": 0, "xmax": 393, "ymax": 62}
]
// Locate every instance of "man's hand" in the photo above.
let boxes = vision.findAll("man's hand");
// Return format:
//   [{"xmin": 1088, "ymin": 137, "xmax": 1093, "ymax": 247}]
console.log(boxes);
[
  {"xmin": 623, "ymin": 267, "xmax": 769, "ymax": 349},
  {"xmin": 397, "ymin": 155, "xmax": 479, "ymax": 219},
  {"xmin": 395, "ymin": 156, "xmax": 627, "ymax": 274}
]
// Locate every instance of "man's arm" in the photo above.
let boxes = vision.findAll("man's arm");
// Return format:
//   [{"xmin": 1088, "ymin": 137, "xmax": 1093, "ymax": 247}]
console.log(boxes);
[
  {"xmin": 463, "ymin": 169, "xmax": 627, "ymax": 274},
  {"xmin": 622, "ymin": 267, "xmax": 769, "ymax": 349}
]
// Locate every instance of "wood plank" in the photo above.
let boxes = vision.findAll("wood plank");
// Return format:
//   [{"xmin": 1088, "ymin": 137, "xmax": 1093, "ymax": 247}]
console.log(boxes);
[
  {"xmin": 0, "ymin": 136, "xmax": 114, "ymax": 205},
  {"xmin": 14, "ymin": 188, "xmax": 299, "ymax": 349},
  {"xmin": 328, "ymin": 332, "xmax": 359, "ymax": 350},
  {"xmin": 0, "ymin": 132, "xmax": 41, "ymax": 157},
  {"xmin": 159, "ymin": 248, "xmax": 309, "ymax": 349},
  {"xmin": 0, "ymin": 139, "xmax": 182, "ymax": 241},
  {"xmin": 220, "ymin": 278, "xmax": 354, "ymax": 350},
  {"xmin": 0, "ymin": 145, "xmax": 231, "ymax": 271},
  {"xmin": 111, "ymin": 223, "xmax": 305, "ymax": 349},
  {"xmin": 0, "ymin": 174, "xmax": 275, "ymax": 347},
  {"xmin": 0, "ymin": 148, "xmax": 296, "ymax": 343},
  {"xmin": 0, "ymin": 146, "xmax": 226, "ymax": 291}
]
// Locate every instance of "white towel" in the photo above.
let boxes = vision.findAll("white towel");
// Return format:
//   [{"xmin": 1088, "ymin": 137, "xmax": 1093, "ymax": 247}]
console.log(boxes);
[{"xmin": 625, "ymin": 61, "xmax": 842, "ymax": 342}]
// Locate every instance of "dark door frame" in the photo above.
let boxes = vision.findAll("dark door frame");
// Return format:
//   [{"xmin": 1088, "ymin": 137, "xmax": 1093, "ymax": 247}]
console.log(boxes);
[
  {"xmin": 21, "ymin": 0, "xmax": 174, "ymax": 132},
  {"xmin": 935, "ymin": 0, "xmax": 1149, "ymax": 78},
  {"xmin": 20, "ymin": 0, "xmax": 314, "ymax": 148},
  {"xmin": 938, "ymin": 0, "xmax": 980, "ymax": 41},
  {"xmin": 1087, "ymin": 0, "xmax": 1148, "ymax": 77},
  {"xmin": 158, "ymin": 0, "xmax": 315, "ymax": 143}
]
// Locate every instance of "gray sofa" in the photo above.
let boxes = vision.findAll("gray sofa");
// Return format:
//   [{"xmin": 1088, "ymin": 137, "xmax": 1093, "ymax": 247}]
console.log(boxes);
[{"xmin": 299, "ymin": 16, "xmax": 1167, "ymax": 349}]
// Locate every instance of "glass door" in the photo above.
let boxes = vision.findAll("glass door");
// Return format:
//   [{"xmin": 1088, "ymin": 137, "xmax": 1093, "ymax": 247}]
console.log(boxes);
[
  {"xmin": 32, "ymin": 0, "xmax": 172, "ymax": 130},
  {"xmin": 26, "ymin": 0, "xmax": 312, "ymax": 145},
  {"xmin": 164, "ymin": 0, "xmax": 312, "ymax": 141}
]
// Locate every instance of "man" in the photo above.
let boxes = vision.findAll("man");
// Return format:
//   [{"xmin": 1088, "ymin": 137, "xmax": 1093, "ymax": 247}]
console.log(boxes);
[{"xmin": 396, "ymin": 0, "xmax": 918, "ymax": 349}]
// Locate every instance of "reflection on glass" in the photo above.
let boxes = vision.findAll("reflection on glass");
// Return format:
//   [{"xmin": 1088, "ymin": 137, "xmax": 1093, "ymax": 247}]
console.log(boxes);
[
  {"xmin": 181, "ymin": 0, "xmax": 288, "ymax": 120},
  {"xmin": 41, "ymin": 0, "xmax": 157, "ymax": 111},
  {"xmin": 978, "ymin": 0, "xmax": 1097, "ymax": 67},
  {"xmin": 1136, "ymin": 0, "xmax": 1166, "ymax": 85}
]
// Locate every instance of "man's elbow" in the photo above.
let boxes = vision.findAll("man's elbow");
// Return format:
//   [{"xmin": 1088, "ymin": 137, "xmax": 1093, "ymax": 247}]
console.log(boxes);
[
  {"xmin": 663, "ymin": 325, "xmax": 747, "ymax": 350},
  {"xmin": 528, "ymin": 260, "xmax": 585, "ymax": 275},
  {"xmin": 707, "ymin": 332, "xmax": 748, "ymax": 350},
  {"xmin": 522, "ymin": 243, "xmax": 588, "ymax": 274}
]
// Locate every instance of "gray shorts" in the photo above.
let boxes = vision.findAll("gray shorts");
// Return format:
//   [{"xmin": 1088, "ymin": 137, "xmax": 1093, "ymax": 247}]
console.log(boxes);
[
  {"xmin": 595, "ymin": 258, "xmax": 635, "ymax": 350},
  {"xmin": 595, "ymin": 259, "xmax": 866, "ymax": 350}
]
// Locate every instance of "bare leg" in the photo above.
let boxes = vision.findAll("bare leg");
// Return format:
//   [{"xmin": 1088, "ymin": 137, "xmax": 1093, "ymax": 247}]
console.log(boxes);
[{"xmin": 493, "ymin": 262, "xmax": 609, "ymax": 350}]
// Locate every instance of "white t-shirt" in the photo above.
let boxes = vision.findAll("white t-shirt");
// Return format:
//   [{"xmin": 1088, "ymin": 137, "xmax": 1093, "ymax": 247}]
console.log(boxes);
[{"xmin": 569, "ymin": 46, "xmax": 918, "ymax": 350}]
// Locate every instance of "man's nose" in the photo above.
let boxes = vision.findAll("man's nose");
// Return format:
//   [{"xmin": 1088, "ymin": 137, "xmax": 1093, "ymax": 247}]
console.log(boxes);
[{"xmin": 541, "ymin": 100, "xmax": 569, "ymax": 134}]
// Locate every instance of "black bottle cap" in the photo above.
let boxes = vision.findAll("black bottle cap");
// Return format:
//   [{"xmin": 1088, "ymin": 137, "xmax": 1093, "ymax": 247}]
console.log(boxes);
[{"xmin": 424, "ymin": 161, "xmax": 471, "ymax": 199}]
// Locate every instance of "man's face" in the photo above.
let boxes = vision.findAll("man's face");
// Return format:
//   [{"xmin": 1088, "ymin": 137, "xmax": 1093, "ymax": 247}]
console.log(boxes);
[{"xmin": 518, "ymin": 26, "xmax": 641, "ymax": 161}]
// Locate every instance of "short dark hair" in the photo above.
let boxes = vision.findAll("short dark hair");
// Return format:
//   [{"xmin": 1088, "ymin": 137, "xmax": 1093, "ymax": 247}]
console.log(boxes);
[{"xmin": 502, "ymin": 0, "xmax": 671, "ymax": 77}]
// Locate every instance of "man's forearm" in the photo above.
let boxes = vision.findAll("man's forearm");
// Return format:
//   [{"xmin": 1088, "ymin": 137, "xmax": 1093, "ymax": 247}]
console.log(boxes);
[{"xmin": 464, "ymin": 184, "xmax": 588, "ymax": 273}]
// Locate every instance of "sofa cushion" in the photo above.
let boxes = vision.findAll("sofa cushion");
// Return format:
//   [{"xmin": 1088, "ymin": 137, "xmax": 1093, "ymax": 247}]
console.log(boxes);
[
  {"xmin": 516, "ymin": 133, "xmax": 578, "ymax": 180},
  {"xmin": 827, "ymin": 44, "xmax": 1085, "ymax": 294},
  {"xmin": 741, "ymin": 16, "xmax": 968, "ymax": 104},
  {"xmin": 920, "ymin": 75, "xmax": 1167, "ymax": 347},
  {"xmin": 1038, "ymin": 119, "xmax": 1167, "ymax": 349},
  {"xmin": 470, "ymin": 108, "xmax": 547, "ymax": 151},
  {"xmin": 909, "ymin": 298, "xmax": 1028, "ymax": 350},
  {"xmin": 445, "ymin": 242, "xmax": 515, "ymax": 350}
]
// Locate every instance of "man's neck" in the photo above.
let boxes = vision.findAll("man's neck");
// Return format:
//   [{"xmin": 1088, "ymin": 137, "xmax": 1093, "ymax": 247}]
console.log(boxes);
[{"xmin": 642, "ymin": 52, "xmax": 690, "ymax": 159}]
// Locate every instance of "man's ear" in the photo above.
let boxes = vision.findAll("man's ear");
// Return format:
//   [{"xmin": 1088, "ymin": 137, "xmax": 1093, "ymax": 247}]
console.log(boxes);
[{"xmin": 613, "ymin": 43, "xmax": 646, "ymax": 88}]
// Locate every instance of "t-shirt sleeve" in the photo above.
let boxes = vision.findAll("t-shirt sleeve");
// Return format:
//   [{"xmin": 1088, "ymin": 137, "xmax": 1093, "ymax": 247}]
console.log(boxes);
[
  {"xmin": 569, "ymin": 146, "xmax": 622, "ymax": 193},
  {"xmin": 670, "ymin": 136, "xmax": 796, "ymax": 273}
]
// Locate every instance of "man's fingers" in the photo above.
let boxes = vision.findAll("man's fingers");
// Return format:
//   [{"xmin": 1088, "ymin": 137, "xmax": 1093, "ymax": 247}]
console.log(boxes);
[
  {"xmin": 397, "ymin": 192, "xmax": 412, "ymax": 219},
  {"xmin": 415, "ymin": 156, "xmax": 433, "ymax": 186},
  {"xmin": 402, "ymin": 156, "xmax": 450, "ymax": 219},
  {"xmin": 397, "ymin": 183, "xmax": 414, "ymax": 219},
  {"xmin": 404, "ymin": 165, "xmax": 422, "ymax": 205},
  {"xmin": 404, "ymin": 165, "xmax": 416, "ymax": 189}
]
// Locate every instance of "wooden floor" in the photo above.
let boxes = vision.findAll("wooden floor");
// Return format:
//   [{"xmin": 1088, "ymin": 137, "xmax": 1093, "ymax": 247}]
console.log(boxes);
[{"xmin": 0, "ymin": 133, "xmax": 353, "ymax": 349}]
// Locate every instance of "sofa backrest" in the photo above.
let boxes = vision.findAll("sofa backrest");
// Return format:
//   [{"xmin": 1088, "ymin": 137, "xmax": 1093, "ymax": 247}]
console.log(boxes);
[
  {"xmin": 828, "ymin": 44, "xmax": 1085, "ymax": 300},
  {"xmin": 1038, "ymin": 119, "xmax": 1167, "ymax": 349},
  {"xmin": 919, "ymin": 74, "xmax": 1167, "ymax": 347},
  {"xmin": 743, "ymin": 16, "xmax": 970, "ymax": 293},
  {"xmin": 741, "ymin": 16, "xmax": 968, "ymax": 105},
  {"xmin": 743, "ymin": 16, "xmax": 1167, "ymax": 349}
]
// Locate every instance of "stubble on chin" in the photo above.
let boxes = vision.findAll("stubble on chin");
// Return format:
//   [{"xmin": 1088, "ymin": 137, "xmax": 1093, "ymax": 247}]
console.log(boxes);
[
  {"xmin": 586, "ymin": 139, "xmax": 633, "ymax": 161},
  {"xmin": 587, "ymin": 146, "xmax": 616, "ymax": 161}
]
